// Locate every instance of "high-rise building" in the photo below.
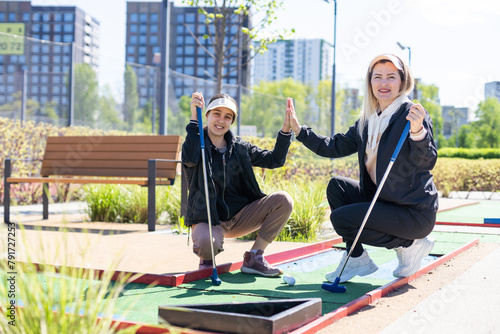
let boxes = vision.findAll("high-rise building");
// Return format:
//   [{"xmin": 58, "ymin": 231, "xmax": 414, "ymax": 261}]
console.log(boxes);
[
  {"xmin": 125, "ymin": 1, "xmax": 250, "ymax": 108},
  {"xmin": 442, "ymin": 106, "xmax": 472, "ymax": 139},
  {"xmin": 0, "ymin": 1, "xmax": 100, "ymax": 121},
  {"xmin": 485, "ymin": 81, "xmax": 500, "ymax": 101},
  {"xmin": 252, "ymin": 39, "xmax": 332, "ymax": 87}
]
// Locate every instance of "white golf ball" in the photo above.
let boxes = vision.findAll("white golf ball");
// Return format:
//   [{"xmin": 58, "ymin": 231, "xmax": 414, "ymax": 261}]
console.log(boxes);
[{"xmin": 283, "ymin": 275, "xmax": 296, "ymax": 286}]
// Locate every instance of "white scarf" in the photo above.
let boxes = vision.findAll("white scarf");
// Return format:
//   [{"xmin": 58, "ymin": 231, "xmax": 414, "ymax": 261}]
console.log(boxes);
[{"xmin": 367, "ymin": 95, "xmax": 410, "ymax": 153}]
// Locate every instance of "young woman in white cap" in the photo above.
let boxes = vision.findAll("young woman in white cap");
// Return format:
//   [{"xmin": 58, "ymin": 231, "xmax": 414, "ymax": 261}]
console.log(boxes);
[
  {"xmin": 287, "ymin": 53, "xmax": 438, "ymax": 282},
  {"xmin": 182, "ymin": 92, "xmax": 294, "ymax": 277}
]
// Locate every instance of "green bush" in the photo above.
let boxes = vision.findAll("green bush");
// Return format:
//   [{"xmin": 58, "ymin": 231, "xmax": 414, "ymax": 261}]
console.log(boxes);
[
  {"xmin": 438, "ymin": 147, "xmax": 500, "ymax": 159},
  {"xmin": 82, "ymin": 182, "xmax": 182, "ymax": 225},
  {"xmin": 432, "ymin": 158, "xmax": 500, "ymax": 197}
]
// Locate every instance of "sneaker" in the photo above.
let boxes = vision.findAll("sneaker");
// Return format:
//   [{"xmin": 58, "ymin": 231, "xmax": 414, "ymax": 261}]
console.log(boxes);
[
  {"xmin": 198, "ymin": 259, "xmax": 213, "ymax": 271},
  {"xmin": 393, "ymin": 237, "xmax": 434, "ymax": 278},
  {"xmin": 325, "ymin": 250, "xmax": 379, "ymax": 283},
  {"xmin": 241, "ymin": 250, "xmax": 283, "ymax": 277}
]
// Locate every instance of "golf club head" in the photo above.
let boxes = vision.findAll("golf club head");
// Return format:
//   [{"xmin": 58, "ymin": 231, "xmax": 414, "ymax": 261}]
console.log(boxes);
[
  {"xmin": 211, "ymin": 268, "xmax": 222, "ymax": 286},
  {"xmin": 321, "ymin": 277, "xmax": 347, "ymax": 293}
]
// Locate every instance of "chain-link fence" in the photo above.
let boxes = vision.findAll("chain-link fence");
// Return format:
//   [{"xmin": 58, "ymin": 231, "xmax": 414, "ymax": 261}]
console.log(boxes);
[{"xmin": 1, "ymin": 32, "xmax": 339, "ymax": 137}]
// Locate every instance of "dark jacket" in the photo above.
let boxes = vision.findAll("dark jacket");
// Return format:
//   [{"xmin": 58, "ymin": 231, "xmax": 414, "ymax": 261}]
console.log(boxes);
[
  {"xmin": 182, "ymin": 121, "xmax": 292, "ymax": 226},
  {"xmin": 296, "ymin": 102, "xmax": 439, "ymax": 212}
]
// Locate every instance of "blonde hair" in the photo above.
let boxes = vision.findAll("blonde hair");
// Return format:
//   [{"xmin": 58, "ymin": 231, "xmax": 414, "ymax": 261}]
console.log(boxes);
[{"xmin": 357, "ymin": 54, "xmax": 414, "ymax": 137}]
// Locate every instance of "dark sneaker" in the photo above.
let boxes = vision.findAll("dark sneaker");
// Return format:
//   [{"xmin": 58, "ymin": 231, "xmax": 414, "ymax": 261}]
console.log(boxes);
[
  {"xmin": 198, "ymin": 259, "xmax": 213, "ymax": 270},
  {"xmin": 241, "ymin": 250, "xmax": 283, "ymax": 277},
  {"xmin": 393, "ymin": 237, "xmax": 434, "ymax": 278},
  {"xmin": 325, "ymin": 250, "xmax": 379, "ymax": 283}
]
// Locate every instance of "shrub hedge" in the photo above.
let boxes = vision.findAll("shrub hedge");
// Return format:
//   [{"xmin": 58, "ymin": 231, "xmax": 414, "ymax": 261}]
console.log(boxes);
[{"xmin": 438, "ymin": 147, "xmax": 500, "ymax": 159}]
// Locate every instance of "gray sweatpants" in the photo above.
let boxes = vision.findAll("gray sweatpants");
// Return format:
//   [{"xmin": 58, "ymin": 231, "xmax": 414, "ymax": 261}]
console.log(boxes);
[{"xmin": 191, "ymin": 191, "xmax": 293, "ymax": 260}]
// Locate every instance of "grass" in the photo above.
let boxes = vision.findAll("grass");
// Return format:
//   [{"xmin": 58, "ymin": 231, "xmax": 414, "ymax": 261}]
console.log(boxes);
[{"xmin": 0, "ymin": 224, "xmax": 146, "ymax": 333}]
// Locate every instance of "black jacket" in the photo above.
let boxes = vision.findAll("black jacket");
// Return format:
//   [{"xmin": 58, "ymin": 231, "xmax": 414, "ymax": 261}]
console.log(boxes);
[
  {"xmin": 296, "ymin": 102, "xmax": 439, "ymax": 212},
  {"xmin": 182, "ymin": 121, "xmax": 292, "ymax": 226}
]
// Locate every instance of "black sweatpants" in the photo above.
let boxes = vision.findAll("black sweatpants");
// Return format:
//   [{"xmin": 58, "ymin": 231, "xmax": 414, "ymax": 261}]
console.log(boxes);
[{"xmin": 327, "ymin": 176, "xmax": 436, "ymax": 257}]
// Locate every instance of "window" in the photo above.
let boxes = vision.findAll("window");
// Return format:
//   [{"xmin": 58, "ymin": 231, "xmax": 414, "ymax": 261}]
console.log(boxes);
[
  {"xmin": 185, "ymin": 46, "xmax": 194, "ymax": 55},
  {"xmin": 54, "ymin": 24, "xmax": 62, "ymax": 32},
  {"xmin": 42, "ymin": 13, "xmax": 50, "ymax": 22},
  {"xmin": 63, "ymin": 24, "xmax": 73, "ymax": 33},
  {"xmin": 53, "ymin": 76, "xmax": 61, "ymax": 84},
  {"xmin": 54, "ymin": 14, "xmax": 62, "ymax": 21},
  {"xmin": 63, "ymin": 34, "xmax": 73, "ymax": 43},
  {"xmin": 138, "ymin": 56, "xmax": 146, "ymax": 64},
  {"xmin": 41, "ymin": 55, "xmax": 49, "ymax": 63},
  {"xmin": 8, "ymin": 13, "xmax": 16, "ymax": 22},
  {"xmin": 185, "ymin": 13, "xmax": 195, "ymax": 23},
  {"xmin": 130, "ymin": 35, "xmax": 137, "ymax": 44},
  {"xmin": 62, "ymin": 55, "xmax": 70, "ymax": 64},
  {"xmin": 31, "ymin": 86, "xmax": 39, "ymax": 94},
  {"xmin": 138, "ymin": 46, "xmax": 146, "ymax": 55},
  {"xmin": 150, "ymin": 35, "xmax": 157, "ymax": 44},
  {"xmin": 22, "ymin": 13, "xmax": 30, "ymax": 22},
  {"xmin": 40, "ymin": 86, "xmax": 48, "ymax": 94},
  {"xmin": 0, "ymin": 13, "xmax": 5, "ymax": 22},
  {"xmin": 32, "ymin": 55, "xmax": 40, "ymax": 63},
  {"xmin": 185, "ymin": 36, "xmax": 194, "ymax": 44},
  {"xmin": 198, "ymin": 57, "xmax": 205, "ymax": 66},
  {"xmin": 176, "ymin": 36, "xmax": 183, "ymax": 45},
  {"xmin": 54, "ymin": 35, "xmax": 62, "ymax": 42},
  {"xmin": 175, "ymin": 58, "xmax": 183, "ymax": 65},
  {"xmin": 139, "ymin": 24, "xmax": 147, "ymax": 33},
  {"xmin": 176, "ymin": 25, "xmax": 184, "ymax": 34},
  {"xmin": 139, "ymin": 35, "xmax": 147, "ymax": 44},
  {"xmin": 127, "ymin": 56, "xmax": 135, "ymax": 63},
  {"xmin": 53, "ymin": 55, "xmax": 61, "ymax": 63},
  {"xmin": 53, "ymin": 86, "xmax": 60, "ymax": 93},
  {"xmin": 184, "ymin": 66, "xmax": 194, "ymax": 75},
  {"xmin": 150, "ymin": 24, "xmax": 158, "ymax": 33},
  {"xmin": 33, "ymin": 13, "xmax": 40, "ymax": 21},
  {"xmin": 151, "ymin": 13, "xmax": 158, "ymax": 23},
  {"xmin": 140, "ymin": 13, "xmax": 147, "ymax": 23},
  {"xmin": 63, "ymin": 13, "xmax": 74, "ymax": 22},
  {"xmin": 176, "ymin": 14, "xmax": 184, "ymax": 23},
  {"xmin": 42, "ymin": 45, "xmax": 50, "ymax": 53},
  {"xmin": 32, "ymin": 24, "xmax": 40, "ymax": 33},
  {"xmin": 130, "ymin": 24, "xmax": 137, "ymax": 33},
  {"xmin": 42, "ymin": 34, "xmax": 50, "ymax": 41},
  {"xmin": 127, "ymin": 46, "xmax": 135, "ymax": 54}
]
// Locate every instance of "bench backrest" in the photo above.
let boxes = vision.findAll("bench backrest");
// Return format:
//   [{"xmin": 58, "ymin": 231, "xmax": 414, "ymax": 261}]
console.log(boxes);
[{"xmin": 40, "ymin": 135, "xmax": 182, "ymax": 179}]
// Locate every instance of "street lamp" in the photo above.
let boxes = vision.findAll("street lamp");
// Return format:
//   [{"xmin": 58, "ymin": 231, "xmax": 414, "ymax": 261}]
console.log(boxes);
[
  {"xmin": 323, "ymin": 0, "xmax": 337, "ymax": 138},
  {"xmin": 397, "ymin": 41, "xmax": 411, "ymax": 67}
]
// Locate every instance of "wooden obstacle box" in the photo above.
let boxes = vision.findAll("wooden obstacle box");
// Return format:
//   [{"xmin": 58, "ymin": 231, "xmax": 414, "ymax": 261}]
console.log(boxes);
[{"xmin": 158, "ymin": 298, "xmax": 322, "ymax": 334}]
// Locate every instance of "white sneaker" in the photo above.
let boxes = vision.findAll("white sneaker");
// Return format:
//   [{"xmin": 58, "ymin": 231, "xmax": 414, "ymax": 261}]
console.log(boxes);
[
  {"xmin": 393, "ymin": 237, "xmax": 434, "ymax": 278},
  {"xmin": 325, "ymin": 250, "xmax": 379, "ymax": 283}
]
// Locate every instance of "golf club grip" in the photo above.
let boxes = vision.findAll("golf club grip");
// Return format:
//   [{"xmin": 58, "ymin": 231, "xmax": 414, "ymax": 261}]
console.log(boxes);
[
  {"xmin": 196, "ymin": 106, "xmax": 205, "ymax": 149},
  {"xmin": 391, "ymin": 121, "xmax": 410, "ymax": 162}
]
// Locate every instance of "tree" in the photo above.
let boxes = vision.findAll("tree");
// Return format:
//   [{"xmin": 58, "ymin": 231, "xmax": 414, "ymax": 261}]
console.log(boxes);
[
  {"xmin": 183, "ymin": 0, "xmax": 293, "ymax": 93},
  {"xmin": 473, "ymin": 97, "xmax": 500, "ymax": 148},
  {"xmin": 414, "ymin": 83, "xmax": 444, "ymax": 147},
  {"xmin": 98, "ymin": 85, "xmax": 123, "ymax": 130},
  {"xmin": 123, "ymin": 64, "xmax": 139, "ymax": 131},
  {"xmin": 241, "ymin": 78, "xmax": 308, "ymax": 137},
  {"xmin": 0, "ymin": 91, "xmax": 39, "ymax": 119},
  {"xmin": 74, "ymin": 63, "xmax": 99, "ymax": 126}
]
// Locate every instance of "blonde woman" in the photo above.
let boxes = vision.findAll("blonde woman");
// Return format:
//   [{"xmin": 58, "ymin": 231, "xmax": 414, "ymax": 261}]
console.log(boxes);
[{"xmin": 288, "ymin": 54, "xmax": 438, "ymax": 282}]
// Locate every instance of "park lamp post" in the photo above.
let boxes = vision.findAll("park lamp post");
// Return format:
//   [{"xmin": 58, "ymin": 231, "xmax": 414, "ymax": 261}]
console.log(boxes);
[
  {"xmin": 323, "ymin": 0, "xmax": 337, "ymax": 138},
  {"xmin": 397, "ymin": 41, "xmax": 411, "ymax": 67}
]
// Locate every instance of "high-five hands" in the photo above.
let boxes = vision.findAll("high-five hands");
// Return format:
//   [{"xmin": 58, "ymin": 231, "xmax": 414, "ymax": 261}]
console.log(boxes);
[{"xmin": 286, "ymin": 98, "xmax": 301, "ymax": 136}]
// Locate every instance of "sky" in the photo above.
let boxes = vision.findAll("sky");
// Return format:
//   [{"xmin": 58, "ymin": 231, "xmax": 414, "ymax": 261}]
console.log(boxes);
[{"xmin": 31, "ymin": 0, "xmax": 500, "ymax": 109}]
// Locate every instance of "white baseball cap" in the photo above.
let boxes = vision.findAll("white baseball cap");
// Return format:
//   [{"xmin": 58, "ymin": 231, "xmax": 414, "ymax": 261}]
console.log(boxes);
[{"xmin": 205, "ymin": 97, "xmax": 238, "ymax": 123}]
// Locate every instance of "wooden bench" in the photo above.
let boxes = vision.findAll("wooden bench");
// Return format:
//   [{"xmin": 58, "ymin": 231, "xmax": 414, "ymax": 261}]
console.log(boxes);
[{"xmin": 3, "ymin": 135, "xmax": 186, "ymax": 231}]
